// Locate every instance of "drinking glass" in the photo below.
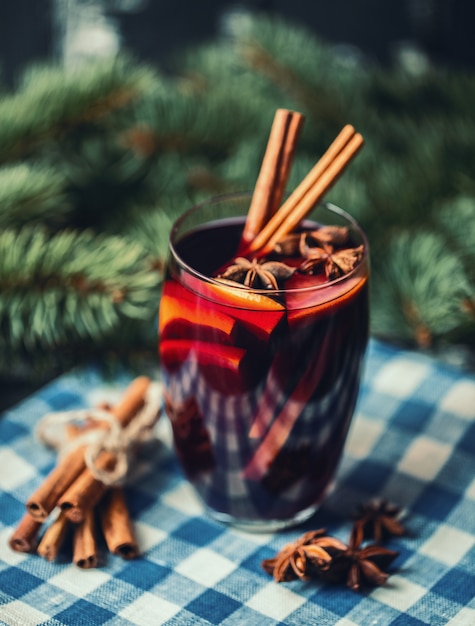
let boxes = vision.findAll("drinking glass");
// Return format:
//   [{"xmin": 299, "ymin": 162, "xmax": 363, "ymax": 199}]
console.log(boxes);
[{"xmin": 159, "ymin": 192, "xmax": 369, "ymax": 531}]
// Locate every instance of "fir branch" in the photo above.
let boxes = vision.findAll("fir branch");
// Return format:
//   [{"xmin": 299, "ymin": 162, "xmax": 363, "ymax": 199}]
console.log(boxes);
[
  {"xmin": 437, "ymin": 196, "xmax": 475, "ymax": 284},
  {"xmin": 52, "ymin": 130, "xmax": 152, "ymax": 229},
  {"xmin": 0, "ymin": 55, "xmax": 156, "ymax": 163},
  {"xmin": 235, "ymin": 19, "xmax": 342, "ymax": 127},
  {"xmin": 439, "ymin": 196, "xmax": 475, "ymax": 242},
  {"xmin": 371, "ymin": 231, "xmax": 472, "ymax": 348},
  {"xmin": 126, "ymin": 204, "xmax": 177, "ymax": 258},
  {"xmin": 131, "ymin": 78, "xmax": 261, "ymax": 159},
  {"xmin": 177, "ymin": 39, "xmax": 273, "ymax": 114},
  {"xmin": 0, "ymin": 164, "xmax": 70, "ymax": 228},
  {"xmin": 228, "ymin": 13, "xmax": 363, "ymax": 130},
  {"xmin": 0, "ymin": 227, "xmax": 162, "ymax": 351}
]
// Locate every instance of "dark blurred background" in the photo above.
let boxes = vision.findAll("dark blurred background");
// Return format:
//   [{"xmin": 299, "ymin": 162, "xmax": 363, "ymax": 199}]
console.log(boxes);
[{"xmin": 1, "ymin": 0, "xmax": 475, "ymax": 88}]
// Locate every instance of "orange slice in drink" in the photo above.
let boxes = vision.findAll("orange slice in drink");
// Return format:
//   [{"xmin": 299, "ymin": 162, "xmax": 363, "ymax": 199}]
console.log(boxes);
[
  {"xmin": 181, "ymin": 274, "xmax": 285, "ymax": 312},
  {"xmin": 160, "ymin": 339, "xmax": 250, "ymax": 394},
  {"xmin": 159, "ymin": 293, "xmax": 237, "ymax": 344},
  {"xmin": 164, "ymin": 279, "xmax": 286, "ymax": 344}
]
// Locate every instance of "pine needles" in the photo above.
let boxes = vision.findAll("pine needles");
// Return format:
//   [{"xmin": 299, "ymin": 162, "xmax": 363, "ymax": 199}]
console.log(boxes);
[
  {"xmin": 0, "ymin": 55, "xmax": 156, "ymax": 162},
  {"xmin": 371, "ymin": 231, "xmax": 472, "ymax": 347},
  {"xmin": 0, "ymin": 227, "xmax": 161, "ymax": 350},
  {"xmin": 0, "ymin": 164, "xmax": 70, "ymax": 227}
]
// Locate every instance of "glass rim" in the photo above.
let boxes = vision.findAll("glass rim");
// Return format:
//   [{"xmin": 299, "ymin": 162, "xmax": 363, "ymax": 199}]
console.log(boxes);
[{"xmin": 168, "ymin": 191, "xmax": 369, "ymax": 296}]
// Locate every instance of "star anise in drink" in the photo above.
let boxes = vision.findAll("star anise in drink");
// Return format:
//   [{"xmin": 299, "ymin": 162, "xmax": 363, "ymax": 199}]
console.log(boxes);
[
  {"xmin": 218, "ymin": 256, "xmax": 295, "ymax": 289},
  {"xmin": 273, "ymin": 226, "xmax": 350, "ymax": 256},
  {"xmin": 352, "ymin": 499, "xmax": 406, "ymax": 543},
  {"xmin": 273, "ymin": 227, "xmax": 363, "ymax": 280},
  {"xmin": 261, "ymin": 529, "xmax": 347, "ymax": 582},
  {"xmin": 299, "ymin": 239, "xmax": 364, "ymax": 280},
  {"xmin": 319, "ymin": 525, "xmax": 399, "ymax": 591}
]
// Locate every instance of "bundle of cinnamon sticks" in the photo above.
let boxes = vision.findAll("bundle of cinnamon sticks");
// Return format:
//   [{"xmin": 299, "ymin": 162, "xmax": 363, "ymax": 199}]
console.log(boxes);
[{"xmin": 9, "ymin": 376, "xmax": 158, "ymax": 568}]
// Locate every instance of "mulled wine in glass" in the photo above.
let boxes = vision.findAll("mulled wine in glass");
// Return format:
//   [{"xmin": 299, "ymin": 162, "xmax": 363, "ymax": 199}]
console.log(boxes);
[{"xmin": 159, "ymin": 192, "xmax": 369, "ymax": 531}]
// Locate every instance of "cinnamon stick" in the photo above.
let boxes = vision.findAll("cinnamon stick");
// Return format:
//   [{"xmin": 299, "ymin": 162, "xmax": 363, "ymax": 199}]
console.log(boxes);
[
  {"xmin": 26, "ymin": 445, "xmax": 91, "ymax": 521},
  {"xmin": 246, "ymin": 125, "xmax": 364, "ymax": 256},
  {"xmin": 104, "ymin": 376, "xmax": 151, "ymax": 426},
  {"xmin": 73, "ymin": 507, "xmax": 98, "ymax": 569},
  {"xmin": 27, "ymin": 376, "xmax": 151, "ymax": 522},
  {"xmin": 9, "ymin": 514, "xmax": 43, "ymax": 553},
  {"xmin": 37, "ymin": 510, "xmax": 70, "ymax": 561},
  {"xmin": 59, "ymin": 451, "xmax": 116, "ymax": 523},
  {"xmin": 241, "ymin": 109, "xmax": 304, "ymax": 246},
  {"xmin": 100, "ymin": 488, "xmax": 139, "ymax": 560}
]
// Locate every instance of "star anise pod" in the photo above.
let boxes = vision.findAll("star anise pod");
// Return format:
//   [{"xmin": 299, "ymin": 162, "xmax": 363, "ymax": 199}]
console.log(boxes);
[
  {"xmin": 306, "ymin": 226, "xmax": 350, "ymax": 247},
  {"xmin": 261, "ymin": 529, "xmax": 346, "ymax": 582},
  {"xmin": 218, "ymin": 257, "xmax": 295, "ymax": 289},
  {"xmin": 352, "ymin": 499, "xmax": 406, "ymax": 543},
  {"xmin": 262, "ymin": 525, "xmax": 399, "ymax": 592},
  {"xmin": 320, "ymin": 525, "xmax": 399, "ymax": 592},
  {"xmin": 299, "ymin": 237, "xmax": 364, "ymax": 280},
  {"xmin": 274, "ymin": 226, "xmax": 350, "ymax": 256}
]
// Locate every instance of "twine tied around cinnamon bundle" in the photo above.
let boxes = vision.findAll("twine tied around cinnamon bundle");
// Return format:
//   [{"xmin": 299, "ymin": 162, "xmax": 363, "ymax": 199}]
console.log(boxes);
[{"xmin": 35, "ymin": 381, "xmax": 163, "ymax": 487}]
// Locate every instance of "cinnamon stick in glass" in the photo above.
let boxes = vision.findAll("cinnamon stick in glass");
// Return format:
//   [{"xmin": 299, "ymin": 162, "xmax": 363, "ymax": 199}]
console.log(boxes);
[
  {"xmin": 247, "ymin": 125, "xmax": 364, "ymax": 256},
  {"xmin": 27, "ymin": 376, "xmax": 151, "ymax": 522},
  {"xmin": 73, "ymin": 507, "xmax": 98, "ymax": 569},
  {"xmin": 37, "ymin": 510, "xmax": 70, "ymax": 561},
  {"xmin": 9, "ymin": 514, "xmax": 43, "ymax": 553},
  {"xmin": 100, "ymin": 488, "xmax": 139, "ymax": 560},
  {"xmin": 240, "ymin": 108, "xmax": 304, "ymax": 246}
]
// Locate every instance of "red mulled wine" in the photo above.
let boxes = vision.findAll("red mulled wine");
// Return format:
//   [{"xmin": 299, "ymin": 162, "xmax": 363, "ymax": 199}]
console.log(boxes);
[{"xmin": 159, "ymin": 194, "xmax": 369, "ymax": 530}]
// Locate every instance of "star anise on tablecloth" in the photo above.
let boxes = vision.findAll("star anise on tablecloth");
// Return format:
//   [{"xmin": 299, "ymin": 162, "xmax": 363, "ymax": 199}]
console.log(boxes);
[
  {"xmin": 262, "ymin": 524, "xmax": 399, "ymax": 592},
  {"xmin": 261, "ymin": 529, "xmax": 347, "ymax": 582},
  {"xmin": 320, "ymin": 525, "xmax": 399, "ymax": 592},
  {"xmin": 218, "ymin": 257, "xmax": 295, "ymax": 289},
  {"xmin": 352, "ymin": 499, "xmax": 406, "ymax": 543}
]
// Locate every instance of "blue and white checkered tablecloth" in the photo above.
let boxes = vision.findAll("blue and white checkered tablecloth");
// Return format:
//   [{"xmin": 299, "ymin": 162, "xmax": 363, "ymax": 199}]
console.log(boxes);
[{"xmin": 0, "ymin": 339, "xmax": 474, "ymax": 626}]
